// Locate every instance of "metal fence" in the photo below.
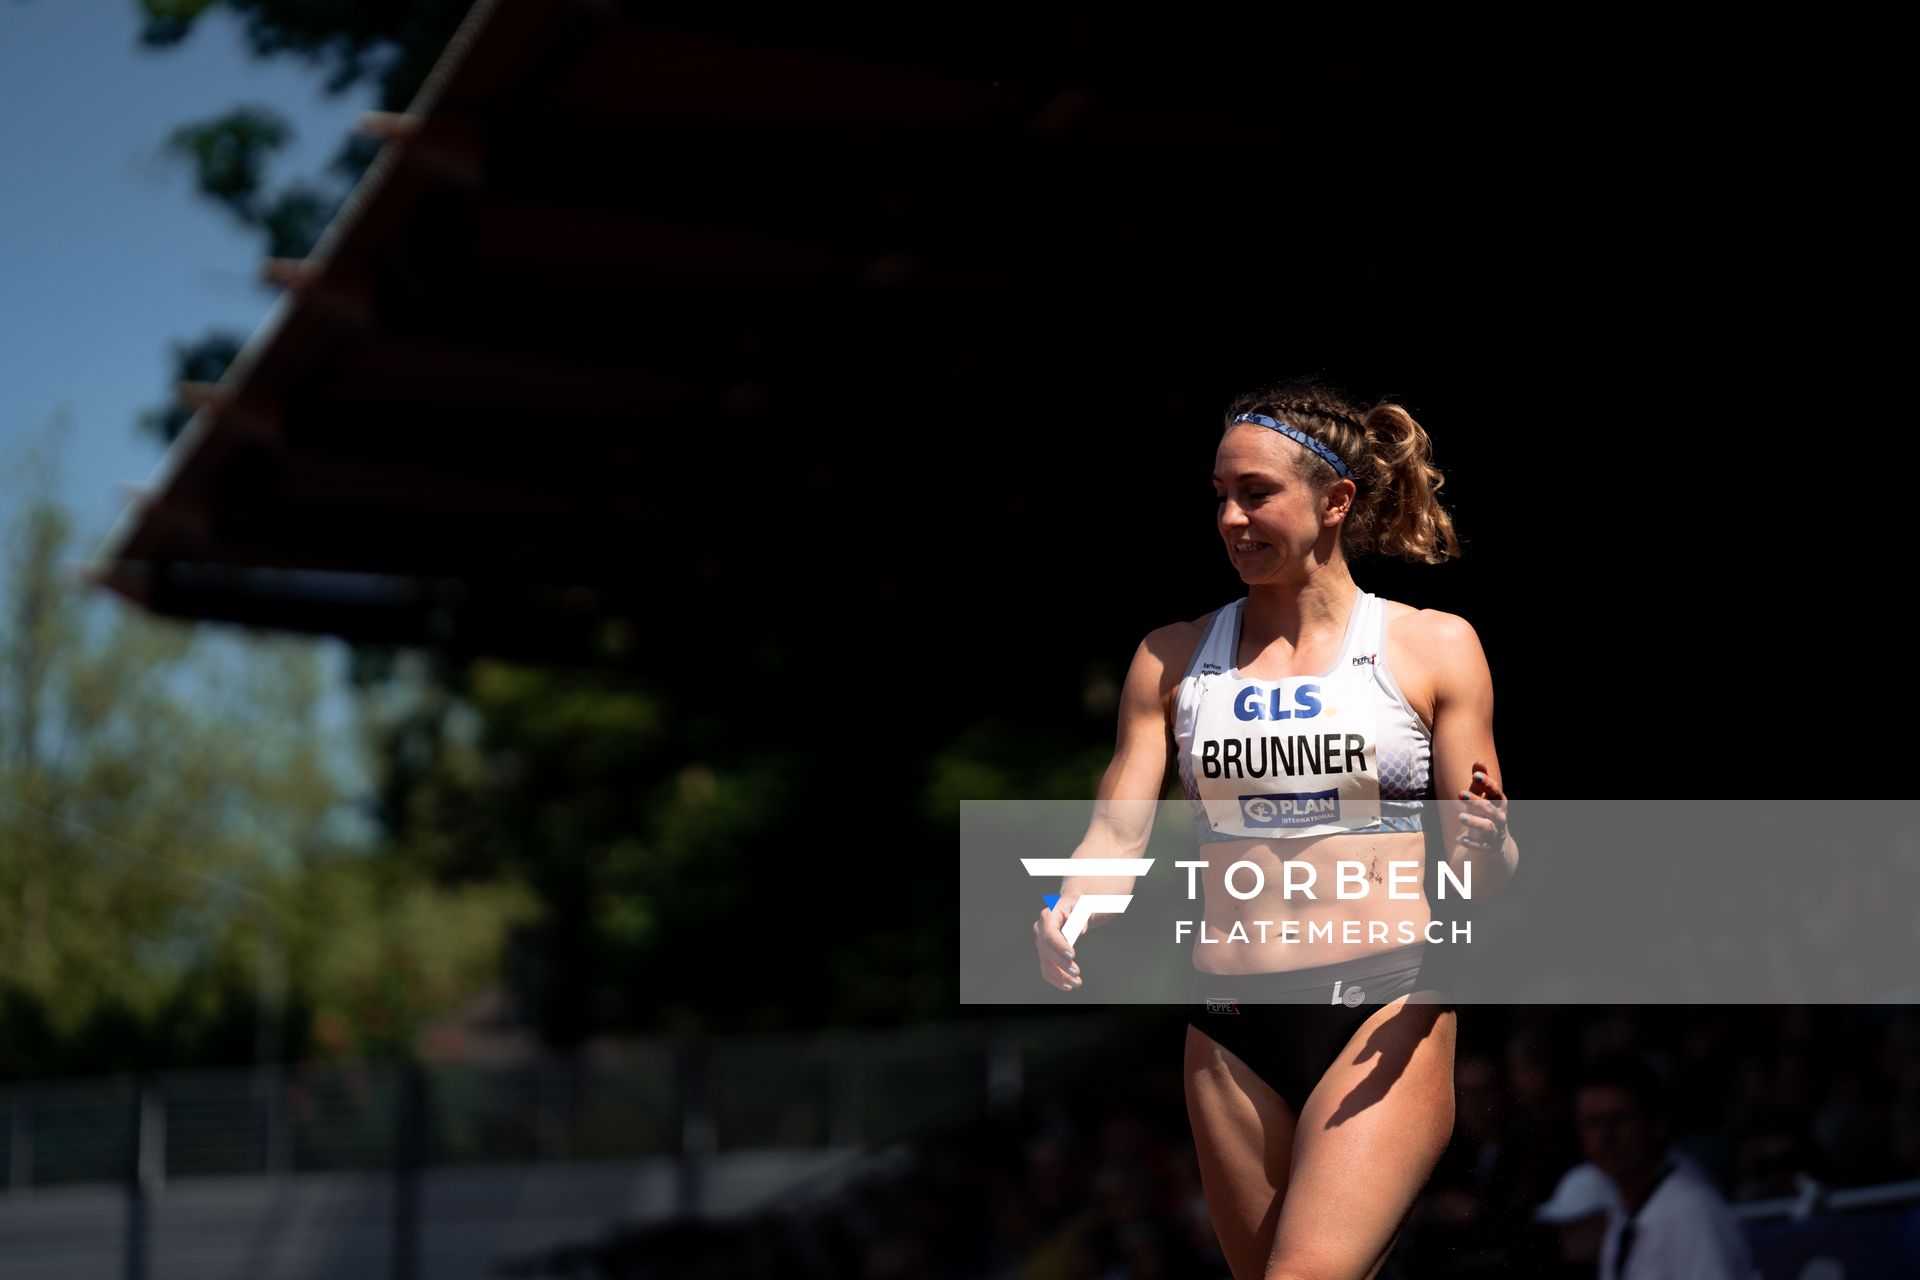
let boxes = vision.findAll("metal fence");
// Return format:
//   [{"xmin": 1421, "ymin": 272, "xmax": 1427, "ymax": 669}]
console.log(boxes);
[
  {"xmin": 0, "ymin": 1013, "xmax": 1130, "ymax": 1195},
  {"xmin": 6, "ymin": 1016, "xmax": 1919, "ymax": 1277}
]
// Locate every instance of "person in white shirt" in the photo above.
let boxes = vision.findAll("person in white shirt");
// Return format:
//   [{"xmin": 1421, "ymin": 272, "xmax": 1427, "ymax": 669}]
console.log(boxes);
[
  {"xmin": 1576, "ymin": 1054, "xmax": 1754, "ymax": 1280},
  {"xmin": 1533, "ymin": 1159, "xmax": 1621, "ymax": 1273}
]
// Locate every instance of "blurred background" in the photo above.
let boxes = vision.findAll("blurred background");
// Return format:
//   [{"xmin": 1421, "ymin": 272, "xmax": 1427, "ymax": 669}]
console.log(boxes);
[{"xmin": 1, "ymin": 2, "xmax": 1914, "ymax": 1275}]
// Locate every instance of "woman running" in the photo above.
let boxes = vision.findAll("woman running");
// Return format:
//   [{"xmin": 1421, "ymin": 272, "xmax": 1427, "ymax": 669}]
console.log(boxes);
[{"xmin": 1034, "ymin": 376, "xmax": 1517, "ymax": 1280}]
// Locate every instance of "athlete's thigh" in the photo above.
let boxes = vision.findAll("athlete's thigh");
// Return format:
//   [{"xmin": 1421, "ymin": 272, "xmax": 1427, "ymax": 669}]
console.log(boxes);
[
  {"xmin": 1184, "ymin": 1024, "xmax": 1297, "ymax": 1280},
  {"xmin": 1266, "ymin": 996, "xmax": 1457, "ymax": 1280}
]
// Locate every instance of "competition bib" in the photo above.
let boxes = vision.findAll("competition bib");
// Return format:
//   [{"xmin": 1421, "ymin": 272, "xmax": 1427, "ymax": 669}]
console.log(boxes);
[{"xmin": 1184, "ymin": 670, "xmax": 1384, "ymax": 839}]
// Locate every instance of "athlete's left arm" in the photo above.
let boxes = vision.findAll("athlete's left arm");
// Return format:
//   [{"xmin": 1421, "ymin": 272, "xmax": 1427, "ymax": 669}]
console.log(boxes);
[{"xmin": 1423, "ymin": 611, "xmax": 1518, "ymax": 901}]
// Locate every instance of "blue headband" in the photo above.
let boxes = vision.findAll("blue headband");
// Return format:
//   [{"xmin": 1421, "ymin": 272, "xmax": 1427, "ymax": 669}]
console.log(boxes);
[{"xmin": 1230, "ymin": 412, "xmax": 1353, "ymax": 480}]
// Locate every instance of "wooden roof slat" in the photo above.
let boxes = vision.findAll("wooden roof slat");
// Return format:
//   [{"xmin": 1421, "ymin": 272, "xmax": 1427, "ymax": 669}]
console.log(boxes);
[
  {"xmin": 259, "ymin": 259, "xmax": 377, "ymax": 328},
  {"xmin": 549, "ymin": 25, "xmax": 1030, "ymax": 136},
  {"xmin": 91, "ymin": 2, "xmax": 1470, "ymax": 658},
  {"xmin": 465, "ymin": 204, "xmax": 859, "ymax": 293},
  {"xmin": 315, "ymin": 338, "xmax": 713, "ymax": 414},
  {"xmin": 354, "ymin": 111, "xmax": 485, "ymax": 187}
]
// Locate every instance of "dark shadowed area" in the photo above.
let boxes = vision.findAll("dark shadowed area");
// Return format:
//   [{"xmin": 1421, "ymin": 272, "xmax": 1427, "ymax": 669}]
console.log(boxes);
[{"xmin": 3, "ymin": 3, "xmax": 1911, "ymax": 1276}]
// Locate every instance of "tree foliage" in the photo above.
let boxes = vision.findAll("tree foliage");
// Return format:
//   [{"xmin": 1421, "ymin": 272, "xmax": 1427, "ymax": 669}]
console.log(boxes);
[
  {"xmin": 138, "ymin": 330, "xmax": 246, "ymax": 446},
  {"xmin": 0, "ymin": 451, "xmax": 533, "ymax": 1077},
  {"xmin": 164, "ymin": 106, "xmax": 292, "ymax": 223},
  {"xmin": 139, "ymin": 0, "xmax": 475, "ymax": 105},
  {"xmin": 136, "ymin": 0, "xmax": 473, "ymax": 421},
  {"xmin": 120, "ymin": 1, "xmax": 1109, "ymax": 1047}
]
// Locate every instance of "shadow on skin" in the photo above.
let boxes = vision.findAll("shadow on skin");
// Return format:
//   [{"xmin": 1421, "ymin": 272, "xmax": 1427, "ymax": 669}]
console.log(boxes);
[{"xmin": 1320, "ymin": 990, "xmax": 1456, "ymax": 1128}]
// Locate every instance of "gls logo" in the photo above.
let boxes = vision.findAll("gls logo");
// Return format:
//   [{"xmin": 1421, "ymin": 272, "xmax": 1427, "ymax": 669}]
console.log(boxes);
[
  {"xmin": 1233, "ymin": 683, "xmax": 1323, "ymax": 722},
  {"xmin": 1019, "ymin": 859, "xmax": 1154, "ymax": 945}
]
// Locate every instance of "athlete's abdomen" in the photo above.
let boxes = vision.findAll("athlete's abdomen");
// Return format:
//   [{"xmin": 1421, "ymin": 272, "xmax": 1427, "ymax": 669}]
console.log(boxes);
[{"xmin": 1188, "ymin": 828, "xmax": 1432, "ymax": 975}]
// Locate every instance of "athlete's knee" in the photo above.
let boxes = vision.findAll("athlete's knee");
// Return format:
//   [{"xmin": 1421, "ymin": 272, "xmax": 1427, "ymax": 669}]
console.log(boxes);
[
  {"xmin": 1265, "ymin": 1215, "xmax": 1406, "ymax": 1279},
  {"xmin": 1261, "ymin": 1245, "xmax": 1318, "ymax": 1280},
  {"xmin": 1264, "ymin": 1246, "xmax": 1366, "ymax": 1280},
  {"xmin": 1262, "ymin": 1267, "xmax": 1315, "ymax": 1280}
]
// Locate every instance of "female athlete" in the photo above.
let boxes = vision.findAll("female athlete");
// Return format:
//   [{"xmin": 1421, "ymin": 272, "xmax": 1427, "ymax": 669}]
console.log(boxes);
[{"xmin": 1033, "ymin": 377, "xmax": 1518, "ymax": 1280}]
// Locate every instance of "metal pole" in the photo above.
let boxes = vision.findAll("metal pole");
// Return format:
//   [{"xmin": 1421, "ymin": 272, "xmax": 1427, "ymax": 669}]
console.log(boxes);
[
  {"xmin": 829, "ymin": 1037, "xmax": 864, "ymax": 1148},
  {"xmin": 8, "ymin": 1096, "xmax": 30, "ymax": 1193},
  {"xmin": 537, "ymin": 1049, "xmax": 574, "ymax": 1162},
  {"xmin": 124, "ymin": 1076, "xmax": 162, "ymax": 1280},
  {"xmin": 391, "ymin": 1061, "xmax": 425, "ymax": 1280},
  {"xmin": 255, "ymin": 909, "xmax": 289, "ymax": 1174},
  {"xmin": 676, "ymin": 1045, "xmax": 714, "ymax": 1216}
]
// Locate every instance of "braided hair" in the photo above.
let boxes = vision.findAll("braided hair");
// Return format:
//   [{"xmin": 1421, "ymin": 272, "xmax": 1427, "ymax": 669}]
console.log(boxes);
[{"xmin": 1222, "ymin": 375, "xmax": 1460, "ymax": 564}]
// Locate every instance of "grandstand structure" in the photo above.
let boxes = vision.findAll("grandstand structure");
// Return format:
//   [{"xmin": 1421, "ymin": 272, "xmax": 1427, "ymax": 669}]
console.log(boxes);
[
  {"xmin": 88, "ymin": 2, "xmax": 1544, "ymax": 693},
  {"xmin": 72, "ymin": 2, "xmax": 1920, "ymax": 1275}
]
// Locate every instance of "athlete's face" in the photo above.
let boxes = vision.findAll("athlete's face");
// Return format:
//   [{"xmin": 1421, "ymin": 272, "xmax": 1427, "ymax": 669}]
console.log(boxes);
[{"xmin": 1211, "ymin": 424, "xmax": 1351, "ymax": 582}]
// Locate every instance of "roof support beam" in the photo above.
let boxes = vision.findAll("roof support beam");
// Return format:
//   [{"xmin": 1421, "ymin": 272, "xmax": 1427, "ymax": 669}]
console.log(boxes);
[{"xmin": 356, "ymin": 111, "xmax": 485, "ymax": 188}]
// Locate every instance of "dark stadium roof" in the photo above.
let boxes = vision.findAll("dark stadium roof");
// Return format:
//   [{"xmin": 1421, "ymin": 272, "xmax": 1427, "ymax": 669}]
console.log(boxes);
[{"xmin": 90, "ymin": 3, "xmax": 1639, "ymax": 668}]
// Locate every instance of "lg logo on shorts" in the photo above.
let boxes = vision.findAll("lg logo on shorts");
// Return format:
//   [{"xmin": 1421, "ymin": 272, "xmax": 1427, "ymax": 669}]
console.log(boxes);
[{"xmin": 1331, "ymin": 980, "xmax": 1366, "ymax": 1007}]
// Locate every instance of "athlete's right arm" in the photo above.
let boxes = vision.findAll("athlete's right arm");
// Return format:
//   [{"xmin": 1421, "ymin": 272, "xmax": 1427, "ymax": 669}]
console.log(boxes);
[{"xmin": 1034, "ymin": 623, "xmax": 1198, "ymax": 990}]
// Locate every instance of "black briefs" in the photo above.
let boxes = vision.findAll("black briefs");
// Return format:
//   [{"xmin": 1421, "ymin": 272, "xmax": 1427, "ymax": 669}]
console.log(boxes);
[{"xmin": 1185, "ymin": 940, "xmax": 1437, "ymax": 1114}]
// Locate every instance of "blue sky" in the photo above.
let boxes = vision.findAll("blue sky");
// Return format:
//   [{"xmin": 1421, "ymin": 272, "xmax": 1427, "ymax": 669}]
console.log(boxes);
[
  {"xmin": 0, "ymin": 1, "xmax": 389, "ymax": 838},
  {"xmin": 0, "ymin": 0, "xmax": 378, "ymax": 549}
]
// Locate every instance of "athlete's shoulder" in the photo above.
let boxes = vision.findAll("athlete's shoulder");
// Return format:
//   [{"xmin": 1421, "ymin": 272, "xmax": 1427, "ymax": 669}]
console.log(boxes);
[
  {"xmin": 1125, "ymin": 608, "xmax": 1221, "ymax": 701},
  {"xmin": 1380, "ymin": 599, "xmax": 1482, "ymax": 651},
  {"xmin": 1168, "ymin": 604, "xmax": 1228, "ymax": 647},
  {"xmin": 1380, "ymin": 601, "xmax": 1491, "ymax": 710},
  {"xmin": 1133, "ymin": 613, "xmax": 1209, "ymax": 676}
]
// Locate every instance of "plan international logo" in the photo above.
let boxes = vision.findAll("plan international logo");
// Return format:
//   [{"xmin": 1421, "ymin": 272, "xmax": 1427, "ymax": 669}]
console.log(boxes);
[{"xmin": 1240, "ymin": 789, "xmax": 1340, "ymax": 828}]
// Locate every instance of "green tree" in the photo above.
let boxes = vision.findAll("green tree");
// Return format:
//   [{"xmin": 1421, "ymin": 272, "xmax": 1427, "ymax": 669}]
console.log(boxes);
[
  {"xmin": 124, "ymin": 1, "xmax": 1098, "ymax": 1043},
  {"xmin": 136, "ymin": 1, "xmax": 469, "ymax": 414},
  {"xmin": 0, "ymin": 441, "xmax": 533, "ymax": 1076}
]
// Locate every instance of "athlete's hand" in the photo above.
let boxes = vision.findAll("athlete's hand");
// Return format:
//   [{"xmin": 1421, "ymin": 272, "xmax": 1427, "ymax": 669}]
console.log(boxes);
[
  {"xmin": 1033, "ymin": 895, "xmax": 1081, "ymax": 991},
  {"xmin": 1457, "ymin": 762, "xmax": 1509, "ymax": 851}
]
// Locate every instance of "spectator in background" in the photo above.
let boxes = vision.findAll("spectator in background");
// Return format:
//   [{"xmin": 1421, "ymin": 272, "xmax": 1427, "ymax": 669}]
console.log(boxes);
[
  {"xmin": 1732, "ymin": 1106, "xmax": 1811, "ymax": 1202},
  {"xmin": 1895, "ymin": 1087, "xmax": 1920, "ymax": 1181},
  {"xmin": 1532, "ymin": 1160, "xmax": 1621, "ymax": 1278},
  {"xmin": 1577, "ymin": 1054, "xmax": 1753, "ymax": 1280},
  {"xmin": 1411, "ymin": 1051, "xmax": 1519, "ymax": 1269},
  {"xmin": 1502, "ymin": 1025, "xmax": 1585, "ymax": 1217}
]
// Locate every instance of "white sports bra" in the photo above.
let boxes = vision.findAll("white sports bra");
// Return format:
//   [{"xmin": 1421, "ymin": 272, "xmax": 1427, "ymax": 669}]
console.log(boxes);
[{"xmin": 1172, "ymin": 589, "xmax": 1432, "ymax": 843}]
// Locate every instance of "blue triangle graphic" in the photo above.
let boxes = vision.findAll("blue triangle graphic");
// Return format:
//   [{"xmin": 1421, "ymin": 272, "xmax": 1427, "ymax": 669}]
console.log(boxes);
[{"xmin": 1042, "ymin": 893, "xmax": 1060, "ymax": 911}]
